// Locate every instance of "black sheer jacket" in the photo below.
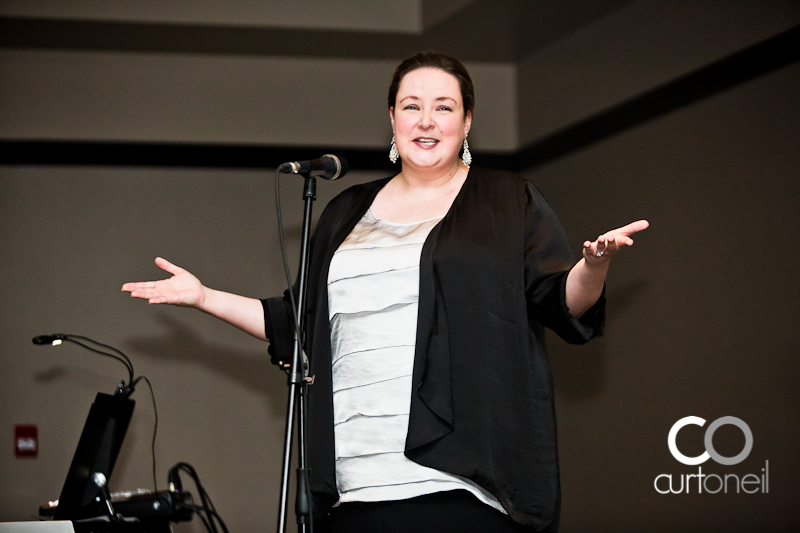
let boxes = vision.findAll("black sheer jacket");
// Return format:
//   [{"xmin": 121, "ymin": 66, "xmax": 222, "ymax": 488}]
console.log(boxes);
[{"xmin": 262, "ymin": 166, "xmax": 605, "ymax": 531}]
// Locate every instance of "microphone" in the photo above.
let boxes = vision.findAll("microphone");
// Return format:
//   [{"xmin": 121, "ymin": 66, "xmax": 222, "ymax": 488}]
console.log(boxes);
[
  {"xmin": 32, "ymin": 334, "xmax": 65, "ymax": 345},
  {"xmin": 278, "ymin": 154, "xmax": 348, "ymax": 180}
]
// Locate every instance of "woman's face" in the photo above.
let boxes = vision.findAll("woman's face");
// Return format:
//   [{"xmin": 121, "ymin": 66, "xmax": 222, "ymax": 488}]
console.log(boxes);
[{"xmin": 390, "ymin": 68, "xmax": 472, "ymax": 172}]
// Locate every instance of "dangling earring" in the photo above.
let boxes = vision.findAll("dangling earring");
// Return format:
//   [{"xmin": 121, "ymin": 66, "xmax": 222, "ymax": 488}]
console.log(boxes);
[
  {"xmin": 389, "ymin": 135, "xmax": 399, "ymax": 164},
  {"xmin": 462, "ymin": 135, "xmax": 472, "ymax": 168}
]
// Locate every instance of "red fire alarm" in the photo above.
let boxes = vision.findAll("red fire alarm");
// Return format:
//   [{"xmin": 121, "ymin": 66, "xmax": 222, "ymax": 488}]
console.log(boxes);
[{"xmin": 15, "ymin": 425, "xmax": 38, "ymax": 457}]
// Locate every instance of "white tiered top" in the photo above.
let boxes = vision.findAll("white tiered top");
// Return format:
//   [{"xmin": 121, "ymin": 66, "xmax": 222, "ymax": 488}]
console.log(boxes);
[{"xmin": 327, "ymin": 208, "xmax": 504, "ymax": 512}]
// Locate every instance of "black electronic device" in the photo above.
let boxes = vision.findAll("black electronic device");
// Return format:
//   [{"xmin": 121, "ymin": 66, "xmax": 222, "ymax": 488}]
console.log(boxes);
[
  {"xmin": 112, "ymin": 490, "xmax": 193, "ymax": 521},
  {"xmin": 34, "ymin": 330, "xmax": 219, "ymax": 530},
  {"xmin": 53, "ymin": 391, "xmax": 136, "ymax": 520}
]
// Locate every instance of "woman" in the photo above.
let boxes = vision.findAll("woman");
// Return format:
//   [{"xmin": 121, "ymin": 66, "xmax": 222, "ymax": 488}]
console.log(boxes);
[{"xmin": 123, "ymin": 52, "xmax": 647, "ymax": 532}]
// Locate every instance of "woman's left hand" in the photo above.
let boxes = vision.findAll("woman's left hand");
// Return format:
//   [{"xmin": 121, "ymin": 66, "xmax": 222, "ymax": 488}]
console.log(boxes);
[
  {"xmin": 567, "ymin": 219, "xmax": 649, "ymax": 318},
  {"xmin": 582, "ymin": 219, "xmax": 650, "ymax": 264}
]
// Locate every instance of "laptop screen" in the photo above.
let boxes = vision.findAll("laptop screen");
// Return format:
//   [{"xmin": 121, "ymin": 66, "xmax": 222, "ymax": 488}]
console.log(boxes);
[{"xmin": 53, "ymin": 392, "xmax": 135, "ymax": 520}]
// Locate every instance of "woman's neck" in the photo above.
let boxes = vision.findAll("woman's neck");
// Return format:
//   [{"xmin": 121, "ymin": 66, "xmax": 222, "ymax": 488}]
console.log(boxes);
[
  {"xmin": 370, "ymin": 160, "xmax": 469, "ymax": 223},
  {"xmin": 397, "ymin": 159, "xmax": 466, "ymax": 190}
]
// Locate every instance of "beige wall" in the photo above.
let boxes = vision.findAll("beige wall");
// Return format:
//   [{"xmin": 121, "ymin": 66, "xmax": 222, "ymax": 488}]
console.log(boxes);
[
  {"xmin": 517, "ymin": 0, "xmax": 800, "ymax": 144},
  {"xmin": 0, "ymin": 166, "xmax": 383, "ymax": 531},
  {"xmin": 0, "ymin": 51, "xmax": 516, "ymax": 151},
  {"xmin": 526, "ymin": 62, "xmax": 800, "ymax": 532}
]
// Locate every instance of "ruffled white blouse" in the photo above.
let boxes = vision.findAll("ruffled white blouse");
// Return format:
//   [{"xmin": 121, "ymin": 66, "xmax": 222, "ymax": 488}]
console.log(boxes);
[{"xmin": 327, "ymin": 208, "xmax": 504, "ymax": 512}]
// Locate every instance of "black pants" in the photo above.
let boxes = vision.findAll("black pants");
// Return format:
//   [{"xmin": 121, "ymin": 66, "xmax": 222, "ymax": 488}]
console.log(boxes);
[{"xmin": 320, "ymin": 490, "xmax": 530, "ymax": 533}]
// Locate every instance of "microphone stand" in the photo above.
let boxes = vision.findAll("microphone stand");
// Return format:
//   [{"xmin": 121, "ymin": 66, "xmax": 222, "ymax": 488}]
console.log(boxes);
[{"xmin": 277, "ymin": 176, "xmax": 316, "ymax": 533}]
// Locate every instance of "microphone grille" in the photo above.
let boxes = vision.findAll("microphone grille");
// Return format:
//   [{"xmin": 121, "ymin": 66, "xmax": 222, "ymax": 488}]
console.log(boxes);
[{"xmin": 324, "ymin": 154, "xmax": 349, "ymax": 180}]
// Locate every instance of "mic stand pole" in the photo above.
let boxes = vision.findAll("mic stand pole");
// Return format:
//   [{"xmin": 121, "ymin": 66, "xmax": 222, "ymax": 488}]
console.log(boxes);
[{"xmin": 277, "ymin": 176, "xmax": 316, "ymax": 533}]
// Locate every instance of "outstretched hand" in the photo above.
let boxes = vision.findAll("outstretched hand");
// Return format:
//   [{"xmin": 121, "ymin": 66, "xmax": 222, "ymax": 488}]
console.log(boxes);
[
  {"xmin": 121, "ymin": 257, "xmax": 206, "ymax": 308},
  {"xmin": 582, "ymin": 220, "xmax": 650, "ymax": 264},
  {"xmin": 566, "ymin": 219, "xmax": 649, "ymax": 317}
]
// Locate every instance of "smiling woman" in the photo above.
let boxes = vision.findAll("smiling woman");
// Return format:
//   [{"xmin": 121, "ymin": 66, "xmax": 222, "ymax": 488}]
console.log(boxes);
[
  {"xmin": 374, "ymin": 55, "xmax": 474, "ymax": 224},
  {"xmin": 391, "ymin": 68, "xmax": 470, "ymax": 172},
  {"xmin": 122, "ymin": 51, "xmax": 648, "ymax": 532},
  {"xmin": 372, "ymin": 67, "xmax": 472, "ymax": 224}
]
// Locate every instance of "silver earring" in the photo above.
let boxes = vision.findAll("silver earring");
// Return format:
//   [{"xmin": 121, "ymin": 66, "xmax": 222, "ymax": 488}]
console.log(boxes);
[
  {"xmin": 389, "ymin": 135, "xmax": 399, "ymax": 164},
  {"xmin": 462, "ymin": 135, "xmax": 472, "ymax": 168}
]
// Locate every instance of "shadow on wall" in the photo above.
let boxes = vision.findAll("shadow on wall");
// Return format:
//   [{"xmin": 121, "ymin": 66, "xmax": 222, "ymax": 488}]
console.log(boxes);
[
  {"xmin": 33, "ymin": 362, "xmax": 138, "ymax": 397},
  {"xmin": 549, "ymin": 277, "xmax": 649, "ymax": 400},
  {"xmin": 121, "ymin": 314, "xmax": 288, "ymax": 417}
]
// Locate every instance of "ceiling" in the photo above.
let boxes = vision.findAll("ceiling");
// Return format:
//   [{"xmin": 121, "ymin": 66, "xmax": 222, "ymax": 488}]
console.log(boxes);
[{"xmin": 0, "ymin": 0, "xmax": 636, "ymax": 62}]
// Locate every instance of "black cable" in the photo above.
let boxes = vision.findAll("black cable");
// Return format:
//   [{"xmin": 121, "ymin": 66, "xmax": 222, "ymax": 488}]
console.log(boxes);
[
  {"xmin": 67, "ymin": 335, "xmax": 134, "ymax": 378},
  {"xmin": 275, "ymin": 168, "xmax": 300, "ymax": 328},
  {"xmin": 188, "ymin": 506, "xmax": 214, "ymax": 532},
  {"xmin": 170, "ymin": 462, "xmax": 228, "ymax": 533},
  {"xmin": 197, "ymin": 507, "xmax": 230, "ymax": 533},
  {"xmin": 132, "ymin": 375, "xmax": 159, "ymax": 492},
  {"xmin": 274, "ymin": 168, "xmax": 317, "ymax": 529},
  {"xmin": 62, "ymin": 337, "xmax": 134, "ymax": 386},
  {"xmin": 62, "ymin": 336, "xmax": 159, "ymax": 492},
  {"xmin": 178, "ymin": 464, "xmax": 216, "ymax": 525}
]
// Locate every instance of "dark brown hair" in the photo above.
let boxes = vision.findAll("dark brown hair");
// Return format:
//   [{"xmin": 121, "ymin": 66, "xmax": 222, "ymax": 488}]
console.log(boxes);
[{"xmin": 388, "ymin": 52, "xmax": 474, "ymax": 116}]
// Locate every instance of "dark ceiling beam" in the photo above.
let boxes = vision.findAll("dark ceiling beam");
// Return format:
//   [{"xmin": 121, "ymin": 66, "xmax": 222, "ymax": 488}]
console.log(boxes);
[
  {"xmin": 0, "ymin": 16, "xmax": 430, "ymax": 61},
  {"xmin": 0, "ymin": 141, "xmax": 400, "ymax": 173}
]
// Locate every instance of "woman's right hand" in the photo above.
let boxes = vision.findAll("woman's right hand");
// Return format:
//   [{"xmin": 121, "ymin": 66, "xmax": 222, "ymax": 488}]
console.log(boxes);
[{"xmin": 122, "ymin": 257, "xmax": 206, "ymax": 309}]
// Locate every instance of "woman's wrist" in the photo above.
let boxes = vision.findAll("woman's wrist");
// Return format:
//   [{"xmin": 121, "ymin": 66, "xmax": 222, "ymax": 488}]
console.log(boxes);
[
  {"xmin": 197, "ymin": 285, "xmax": 214, "ymax": 313},
  {"xmin": 566, "ymin": 259, "xmax": 607, "ymax": 318}
]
